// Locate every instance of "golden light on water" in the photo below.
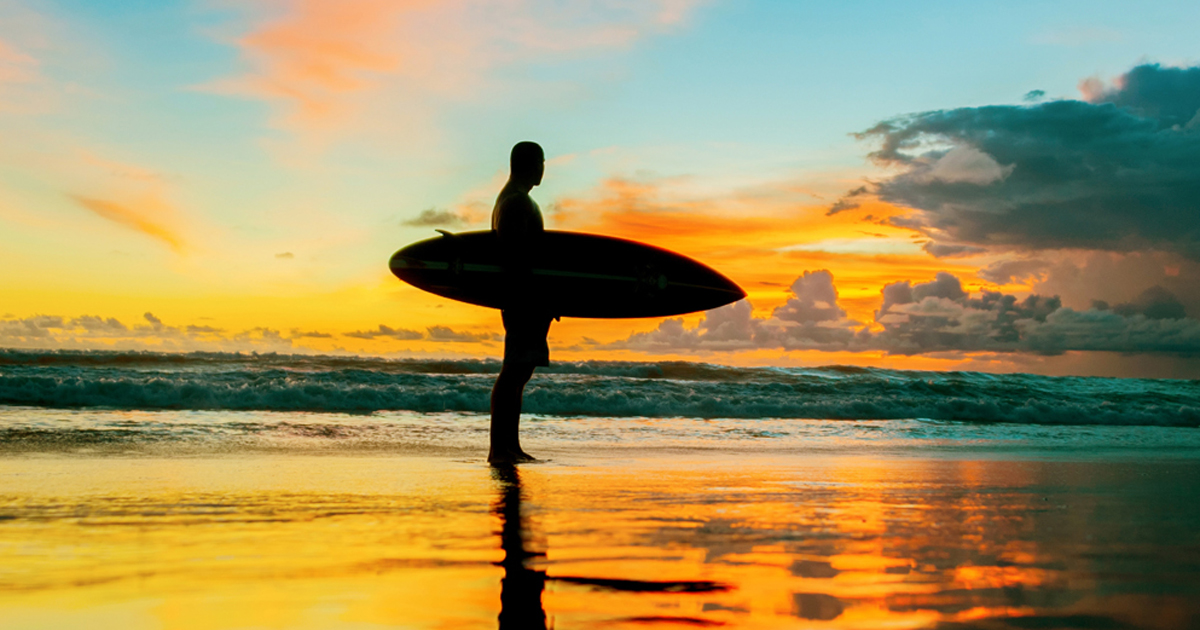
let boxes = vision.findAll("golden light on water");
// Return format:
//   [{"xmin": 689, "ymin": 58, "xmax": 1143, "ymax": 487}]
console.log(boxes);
[{"xmin": 1, "ymin": 453, "xmax": 1196, "ymax": 628}]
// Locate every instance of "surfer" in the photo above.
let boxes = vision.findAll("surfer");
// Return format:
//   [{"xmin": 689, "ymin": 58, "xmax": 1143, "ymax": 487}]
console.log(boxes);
[{"xmin": 489, "ymin": 141, "xmax": 553, "ymax": 464}]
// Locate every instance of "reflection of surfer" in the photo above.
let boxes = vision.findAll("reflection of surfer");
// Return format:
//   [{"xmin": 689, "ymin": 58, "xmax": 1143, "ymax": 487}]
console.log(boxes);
[
  {"xmin": 489, "ymin": 141, "xmax": 553, "ymax": 464},
  {"xmin": 492, "ymin": 465, "xmax": 547, "ymax": 628}
]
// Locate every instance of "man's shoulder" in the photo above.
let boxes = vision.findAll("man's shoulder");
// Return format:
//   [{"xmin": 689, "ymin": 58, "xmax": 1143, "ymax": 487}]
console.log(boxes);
[{"xmin": 497, "ymin": 190, "xmax": 537, "ymax": 212}]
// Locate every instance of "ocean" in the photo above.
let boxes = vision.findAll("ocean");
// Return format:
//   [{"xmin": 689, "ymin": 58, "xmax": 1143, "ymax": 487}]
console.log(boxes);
[{"xmin": 3, "ymin": 348, "xmax": 1200, "ymax": 628}]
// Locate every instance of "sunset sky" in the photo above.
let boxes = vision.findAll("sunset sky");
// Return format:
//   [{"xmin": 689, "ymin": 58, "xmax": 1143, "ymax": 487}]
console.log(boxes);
[{"xmin": 3, "ymin": 0, "xmax": 1200, "ymax": 377}]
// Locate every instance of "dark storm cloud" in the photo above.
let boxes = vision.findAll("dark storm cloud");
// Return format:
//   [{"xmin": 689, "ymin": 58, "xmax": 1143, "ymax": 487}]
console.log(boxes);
[
  {"xmin": 854, "ymin": 63, "xmax": 1200, "ymax": 260},
  {"xmin": 977, "ymin": 259, "xmax": 1053, "ymax": 284},
  {"xmin": 921, "ymin": 242, "xmax": 986, "ymax": 258},
  {"xmin": 1083, "ymin": 63, "xmax": 1200, "ymax": 128},
  {"xmin": 1107, "ymin": 285, "xmax": 1188, "ymax": 320}
]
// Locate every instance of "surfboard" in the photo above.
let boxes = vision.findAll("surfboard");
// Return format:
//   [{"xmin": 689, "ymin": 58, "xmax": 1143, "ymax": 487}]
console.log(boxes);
[{"xmin": 389, "ymin": 230, "xmax": 745, "ymax": 318}]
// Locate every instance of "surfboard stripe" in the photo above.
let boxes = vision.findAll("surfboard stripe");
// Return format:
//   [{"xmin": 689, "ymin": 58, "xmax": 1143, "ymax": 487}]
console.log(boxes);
[{"xmin": 392, "ymin": 258, "xmax": 741, "ymax": 295}]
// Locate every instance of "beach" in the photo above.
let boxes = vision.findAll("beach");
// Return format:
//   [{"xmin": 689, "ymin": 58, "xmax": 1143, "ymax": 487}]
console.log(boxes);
[
  {"xmin": 2, "ymin": 351, "xmax": 1200, "ymax": 628},
  {"xmin": 3, "ymin": 415, "xmax": 1200, "ymax": 628}
]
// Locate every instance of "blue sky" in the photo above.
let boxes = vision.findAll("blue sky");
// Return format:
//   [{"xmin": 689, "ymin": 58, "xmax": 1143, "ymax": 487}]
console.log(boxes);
[{"xmin": 3, "ymin": 0, "xmax": 1200, "ymax": 376}]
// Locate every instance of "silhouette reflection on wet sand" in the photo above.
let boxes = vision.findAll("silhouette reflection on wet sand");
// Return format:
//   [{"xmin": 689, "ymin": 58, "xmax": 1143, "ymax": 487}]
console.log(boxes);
[
  {"xmin": 490, "ymin": 464, "xmax": 730, "ymax": 628},
  {"xmin": 491, "ymin": 464, "xmax": 547, "ymax": 629}
]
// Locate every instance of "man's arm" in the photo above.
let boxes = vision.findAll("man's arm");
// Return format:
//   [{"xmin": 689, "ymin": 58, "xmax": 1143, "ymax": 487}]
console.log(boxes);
[{"xmin": 495, "ymin": 196, "xmax": 542, "ymax": 262}]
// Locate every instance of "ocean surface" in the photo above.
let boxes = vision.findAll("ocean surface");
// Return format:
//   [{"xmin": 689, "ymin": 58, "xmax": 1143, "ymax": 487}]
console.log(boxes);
[
  {"xmin": 5, "ymin": 349, "xmax": 1200, "ymax": 628},
  {"xmin": 4, "ymin": 348, "xmax": 1199, "ymax": 421},
  {"xmin": 3, "ymin": 348, "xmax": 1199, "ymax": 457}
]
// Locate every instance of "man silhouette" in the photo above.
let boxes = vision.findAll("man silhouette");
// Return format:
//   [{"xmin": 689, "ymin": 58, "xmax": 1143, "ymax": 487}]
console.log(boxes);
[{"xmin": 489, "ymin": 141, "xmax": 553, "ymax": 464}]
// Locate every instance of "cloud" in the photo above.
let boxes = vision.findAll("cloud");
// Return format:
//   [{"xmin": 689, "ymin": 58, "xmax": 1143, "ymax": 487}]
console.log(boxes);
[
  {"xmin": 290, "ymin": 329, "xmax": 333, "ymax": 339},
  {"xmin": 342, "ymin": 323, "xmax": 493, "ymax": 342},
  {"xmin": 0, "ymin": 36, "xmax": 36, "ymax": 85},
  {"xmin": 402, "ymin": 207, "xmax": 474, "ymax": 228},
  {"xmin": 0, "ymin": 312, "xmax": 504, "ymax": 354},
  {"xmin": 428, "ymin": 325, "xmax": 495, "ymax": 343},
  {"xmin": 609, "ymin": 270, "xmax": 862, "ymax": 352},
  {"xmin": 204, "ymin": 0, "xmax": 703, "ymax": 140},
  {"xmin": 916, "ymin": 145, "xmax": 1014, "ymax": 185},
  {"xmin": 74, "ymin": 315, "xmax": 127, "ymax": 332},
  {"xmin": 774, "ymin": 271, "xmax": 846, "ymax": 323},
  {"xmin": 344, "ymin": 324, "xmax": 424, "ymax": 340},
  {"xmin": 70, "ymin": 194, "xmax": 185, "ymax": 253},
  {"xmin": 876, "ymin": 271, "xmax": 967, "ymax": 318},
  {"xmin": 871, "ymin": 273, "xmax": 1200, "ymax": 356},
  {"xmin": 826, "ymin": 185, "xmax": 868, "ymax": 216},
  {"xmin": 1080, "ymin": 63, "xmax": 1200, "ymax": 128},
  {"xmin": 977, "ymin": 258, "xmax": 1053, "ymax": 284},
  {"xmin": 1108, "ymin": 285, "xmax": 1187, "ymax": 320},
  {"xmin": 275, "ymin": 252, "xmax": 294, "ymax": 259},
  {"xmin": 853, "ymin": 63, "xmax": 1200, "ymax": 261},
  {"xmin": 607, "ymin": 269, "xmax": 1200, "ymax": 357},
  {"xmin": 1028, "ymin": 250, "xmax": 1200, "ymax": 317},
  {"xmin": 0, "ymin": 313, "xmax": 295, "ymax": 353},
  {"xmin": 921, "ymin": 242, "xmax": 986, "ymax": 258}
]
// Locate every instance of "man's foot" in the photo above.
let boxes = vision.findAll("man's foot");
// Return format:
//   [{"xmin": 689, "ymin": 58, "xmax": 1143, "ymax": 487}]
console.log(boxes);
[{"xmin": 488, "ymin": 446, "xmax": 538, "ymax": 464}]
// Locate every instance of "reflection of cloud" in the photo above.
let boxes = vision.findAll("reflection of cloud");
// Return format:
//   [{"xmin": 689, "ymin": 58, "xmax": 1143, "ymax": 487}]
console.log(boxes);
[
  {"xmin": 853, "ymin": 63, "xmax": 1200, "ymax": 261},
  {"xmin": 70, "ymin": 195, "xmax": 185, "ymax": 253}
]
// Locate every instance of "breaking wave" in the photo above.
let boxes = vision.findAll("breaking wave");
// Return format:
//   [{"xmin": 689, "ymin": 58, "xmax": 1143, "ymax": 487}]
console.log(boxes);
[{"xmin": 1, "ymin": 349, "xmax": 1198, "ymax": 427}]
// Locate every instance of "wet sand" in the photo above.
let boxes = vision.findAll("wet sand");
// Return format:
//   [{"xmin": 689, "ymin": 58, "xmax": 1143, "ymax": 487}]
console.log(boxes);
[{"xmin": 2, "ymin": 448, "xmax": 1199, "ymax": 629}]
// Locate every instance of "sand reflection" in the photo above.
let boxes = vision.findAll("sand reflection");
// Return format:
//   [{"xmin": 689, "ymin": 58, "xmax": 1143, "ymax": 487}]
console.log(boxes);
[
  {"xmin": 1, "ymin": 454, "xmax": 1198, "ymax": 628},
  {"xmin": 491, "ymin": 465, "xmax": 548, "ymax": 629}
]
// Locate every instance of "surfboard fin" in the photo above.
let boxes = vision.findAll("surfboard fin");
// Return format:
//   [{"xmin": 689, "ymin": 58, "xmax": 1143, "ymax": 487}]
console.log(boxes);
[{"xmin": 435, "ymin": 229, "xmax": 457, "ymax": 239}]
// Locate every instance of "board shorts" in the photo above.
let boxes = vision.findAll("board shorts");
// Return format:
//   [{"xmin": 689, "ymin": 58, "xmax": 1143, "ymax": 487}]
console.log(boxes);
[{"xmin": 501, "ymin": 310, "xmax": 553, "ymax": 367}]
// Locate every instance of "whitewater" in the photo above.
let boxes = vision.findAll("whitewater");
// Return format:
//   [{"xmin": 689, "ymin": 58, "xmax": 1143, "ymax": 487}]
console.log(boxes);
[{"xmin": 2, "ymin": 349, "xmax": 1198, "ymax": 427}]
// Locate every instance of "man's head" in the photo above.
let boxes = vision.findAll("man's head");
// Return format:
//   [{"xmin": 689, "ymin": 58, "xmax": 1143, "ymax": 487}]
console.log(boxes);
[{"xmin": 510, "ymin": 141, "xmax": 544, "ymax": 187}]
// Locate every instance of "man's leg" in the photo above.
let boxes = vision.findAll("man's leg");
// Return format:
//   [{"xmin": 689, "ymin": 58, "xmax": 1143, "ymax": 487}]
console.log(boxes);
[{"xmin": 489, "ymin": 362, "xmax": 536, "ymax": 463}]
